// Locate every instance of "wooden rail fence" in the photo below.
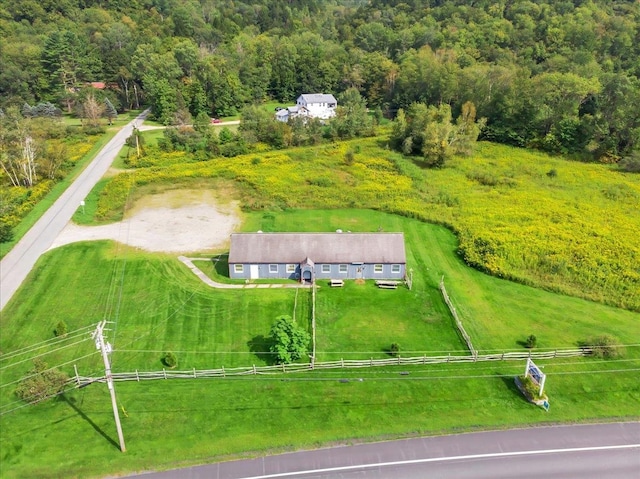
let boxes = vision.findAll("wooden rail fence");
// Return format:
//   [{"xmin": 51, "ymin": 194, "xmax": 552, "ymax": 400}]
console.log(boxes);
[
  {"xmin": 72, "ymin": 348, "xmax": 588, "ymax": 386},
  {"xmin": 439, "ymin": 276, "xmax": 477, "ymax": 357}
]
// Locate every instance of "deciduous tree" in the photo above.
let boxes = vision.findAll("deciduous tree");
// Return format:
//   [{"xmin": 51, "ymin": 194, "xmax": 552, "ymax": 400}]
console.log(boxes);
[
  {"xmin": 15, "ymin": 359, "xmax": 69, "ymax": 404},
  {"xmin": 269, "ymin": 315, "xmax": 310, "ymax": 364}
]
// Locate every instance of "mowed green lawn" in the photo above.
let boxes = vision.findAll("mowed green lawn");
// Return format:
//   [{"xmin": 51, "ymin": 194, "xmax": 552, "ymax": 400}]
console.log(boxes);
[
  {"xmin": 1, "ymin": 359, "xmax": 638, "ymax": 479},
  {"xmin": 0, "ymin": 209, "xmax": 638, "ymax": 478},
  {"xmin": 241, "ymin": 208, "xmax": 640, "ymax": 355},
  {"xmin": 0, "ymin": 240, "xmax": 303, "ymax": 389}
]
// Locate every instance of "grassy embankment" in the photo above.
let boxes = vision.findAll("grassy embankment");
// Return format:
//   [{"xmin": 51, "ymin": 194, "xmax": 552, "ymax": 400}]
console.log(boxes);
[{"xmin": 0, "ymin": 210, "xmax": 638, "ymax": 478}]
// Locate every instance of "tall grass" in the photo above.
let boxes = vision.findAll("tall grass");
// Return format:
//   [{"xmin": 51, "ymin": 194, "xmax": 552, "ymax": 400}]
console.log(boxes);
[{"xmin": 88, "ymin": 139, "xmax": 640, "ymax": 311}]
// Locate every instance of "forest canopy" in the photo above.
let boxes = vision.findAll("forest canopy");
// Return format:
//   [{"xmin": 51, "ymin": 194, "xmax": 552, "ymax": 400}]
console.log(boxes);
[{"xmin": 1, "ymin": 0, "xmax": 639, "ymax": 160}]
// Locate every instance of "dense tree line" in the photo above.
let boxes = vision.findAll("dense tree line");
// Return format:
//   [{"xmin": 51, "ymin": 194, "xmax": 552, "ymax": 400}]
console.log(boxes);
[{"xmin": 1, "ymin": 0, "xmax": 639, "ymax": 160}]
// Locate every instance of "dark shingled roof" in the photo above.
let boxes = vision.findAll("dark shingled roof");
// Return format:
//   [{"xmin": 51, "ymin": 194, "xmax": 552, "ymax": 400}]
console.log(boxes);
[{"xmin": 229, "ymin": 233, "xmax": 406, "ymax": 264}]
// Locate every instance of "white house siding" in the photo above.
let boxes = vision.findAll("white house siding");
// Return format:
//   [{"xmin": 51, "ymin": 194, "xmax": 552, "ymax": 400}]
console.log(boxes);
[{"xmin": 276, "ymin": 94, "xmax": 337, "ymax": 122}]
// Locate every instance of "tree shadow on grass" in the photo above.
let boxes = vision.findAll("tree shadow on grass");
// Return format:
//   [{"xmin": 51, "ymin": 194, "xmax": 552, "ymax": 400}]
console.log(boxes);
[
  {"xmin": 247, "ymin": 335, "xmax": 276, "ymax": 366},
  {"xmin": 61, "ymin": 394, "xmax": 120, "ymax": 450}
]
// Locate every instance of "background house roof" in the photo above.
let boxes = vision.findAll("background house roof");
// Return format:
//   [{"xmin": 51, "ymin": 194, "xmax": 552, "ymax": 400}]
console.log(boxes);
[
  {"xmin": 229, "ymin": 233, "xmax": 406, "ymax": 264},
  {"xmin": 298, "ymin": 94, "xmax": 337, "ymax": 105}
]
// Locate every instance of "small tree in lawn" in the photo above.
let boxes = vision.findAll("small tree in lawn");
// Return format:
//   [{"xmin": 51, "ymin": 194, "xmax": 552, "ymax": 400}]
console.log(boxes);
[
  {"xmin": 161, "ymin": 352, "xmax": 177, "ymax": 368},
  {"xmin": 15, "ymin": 359, "xmax": 69, "ymax": 404},
  {"xmin": 104, "ymin": 98, "xmax": 118, "ymax": 125},
  {"xmin": 525, "ymin": 334, "xmax": 537, "ymax": 349},
  {"xmin": 82, "ymin": 93, "xmax": 104, "ymax": 129},
  {"xmin": 54, "ymin": 320, "xmax": 68, "ymax": 338},
  {"xmin": 269, "ymin": 315, "xmax": 310, "ymax": 364}
]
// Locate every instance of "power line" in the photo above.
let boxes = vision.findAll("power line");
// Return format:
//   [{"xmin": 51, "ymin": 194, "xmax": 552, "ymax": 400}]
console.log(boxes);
[
  {"xmin": 0, "ymin": 351, "xmax": 100, "ymax": 390},
  {"xmin": 0, "ymin": 384, "xmax": 76, "ymax": 417},
  {"xmin": 0, "ymin": 337, "xmax": 91, "ymax": 371},
  {"xmin": 113, "ymin": 290, "xmax": 198, "ymax": 351},
  {"xmin": 0, "ymin": 325, "xmax": 95, "ymax": 361}
]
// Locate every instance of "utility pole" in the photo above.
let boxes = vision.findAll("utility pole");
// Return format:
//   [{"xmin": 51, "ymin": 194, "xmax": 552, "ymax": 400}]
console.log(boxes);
[{"xmin": 92, "ymin": 320, "xmax": 126, "ymax": 452}]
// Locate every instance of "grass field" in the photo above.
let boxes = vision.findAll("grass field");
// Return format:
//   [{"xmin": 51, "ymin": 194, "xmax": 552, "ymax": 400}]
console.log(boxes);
[
  {"xmin": 85, "ymin": 138, "xmax": 640, "ymax": 311},
  {"xmin": 1, "ymin": 206, "xmax": 639, "ymax": 478},
  {"xmin": 2, "ymin": 125, "xmax": 640, "ymax": 478},
  {"xmin": 1, "ymin": 360, "xmax": 638, "ymax": 479}
]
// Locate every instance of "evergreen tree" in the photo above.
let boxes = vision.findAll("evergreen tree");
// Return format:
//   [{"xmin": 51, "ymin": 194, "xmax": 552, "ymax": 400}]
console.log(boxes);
[{"xmin": 104, "ymin": 98, "xmax": 117, "ymax": 125}]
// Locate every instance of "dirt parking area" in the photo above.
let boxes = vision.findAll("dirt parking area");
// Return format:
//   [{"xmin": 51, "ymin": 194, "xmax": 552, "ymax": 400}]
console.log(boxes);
[{"xmin": 50, "ymin": 190, "xmax": 241, "ymax": 253}]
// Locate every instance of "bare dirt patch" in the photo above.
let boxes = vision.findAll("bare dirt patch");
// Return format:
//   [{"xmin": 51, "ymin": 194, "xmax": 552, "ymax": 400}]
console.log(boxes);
[{"xmin": 50, "ymin": 190, "xmax": 242, "ymax": 253}]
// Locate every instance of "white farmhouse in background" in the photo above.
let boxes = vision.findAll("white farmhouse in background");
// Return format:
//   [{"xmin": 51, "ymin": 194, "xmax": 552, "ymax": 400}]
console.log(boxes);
[{"xmin": 275, "ymin": 93, "xmax": 337, "ymax": 122}]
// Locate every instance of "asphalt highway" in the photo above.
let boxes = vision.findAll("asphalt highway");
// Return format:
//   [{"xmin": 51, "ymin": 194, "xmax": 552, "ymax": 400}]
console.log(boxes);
[
  {"xmin": 127, "ymin": 422, "xmax": 639, "ymax": 479},
  {"xmin": 0, "ymin": 110, "xmax": 149, "ymax": 311}
]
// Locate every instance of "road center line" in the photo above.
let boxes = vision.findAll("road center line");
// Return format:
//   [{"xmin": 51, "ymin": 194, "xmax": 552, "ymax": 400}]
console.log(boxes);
[{"xmin": 239, "ymin": 444, "xmax": 640, "ymax": 479}]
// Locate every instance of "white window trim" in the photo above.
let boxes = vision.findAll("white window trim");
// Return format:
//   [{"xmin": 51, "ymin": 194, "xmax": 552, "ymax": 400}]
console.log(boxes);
[
  {"xmin": 269, "ymin": 264, "xmax": 278, "ymax": 273},
  {"xmin": 286, "ymin": 264, "xmax": 296, "ymax": 273},
  {"xmin": 234, "ymin": 264, "xmax": 244, "ymax": 273},
  {"xmin": 391, "ymin": 264, "xmax": 401, "ymax": 273},
  {"xmin": 339, "ymin": 264, "xmax": 348, "ymax": 274},
  {"xmin": 321, "ymin": 264, "xmax": 331, "ymax": 273},
  {"xmin": 374, "ymin": 264, "xmax": 383, "ymax": 274}
]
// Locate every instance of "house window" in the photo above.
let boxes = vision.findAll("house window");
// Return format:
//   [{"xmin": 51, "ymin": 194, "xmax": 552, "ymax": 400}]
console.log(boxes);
[
  {"xmin": 286, "ymin": 264, "xmax": 296, "ymax": 273},
  {"xmin": 339, "ymin": 264, "xmax": 348, "ymax": 274},
  {"xmin": 234, "ymin": 264, "xmax": 244, "ymax": 273},
  {"xmin": 374, "ymin": 264, "xmax": 383, "ymax": 274},
  {"xmin": 321, "ymin": 264, "xmax": 331, "ymax": 273},
  {"xmin": 269, "ymin": 264, "xmax": 278, "ymax": 273},
  {"xmin": 391, "ymin": 264, "xmax": 401, "ymax": 273}
]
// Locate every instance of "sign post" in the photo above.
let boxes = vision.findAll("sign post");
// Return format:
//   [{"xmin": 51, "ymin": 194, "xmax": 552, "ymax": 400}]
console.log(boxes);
[{"xmin": 525, "ymin": 358, "xmax": 547, "ymax": 396}]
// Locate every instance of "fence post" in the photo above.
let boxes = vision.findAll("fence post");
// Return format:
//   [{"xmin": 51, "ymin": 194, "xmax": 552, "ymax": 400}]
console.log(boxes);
[
  {"xmin": 554, "ymin": 349, "xmax": 557, "ymax": 358},
  {"xmin": 193, "ymin": 367, "xmax": 197, "ymax": 379},
  {"xmin": 222, "ymin": 366, "xmax": 225, "ymax": 378},
  {"xmin": 370, "ymin": 357, "xmax": 373, "ymax": 367},
  {"xmin": 423, "ymin": 355, "xmax": 426, "ymax": 365},
  {"xmin": 282, "ymin": 363, "xmax": 286, "ymax": 373},
  {"xmin": 397, "ymin": 355, "xmax": 401, "ymax": 365},
  {"xmin": 135, "ymin": 369, "xmax": 139, "ymax": 382},
  {"xmin": 501, "ymin": 352, "xmax": 505, "ymax": 361},
  {"xmin": 253, "ymin": 364, "xmax": 257, "ymax": 375},
  {"xmin": 163, "ymin": 368, "xmax": 167, "ymax": 379},
  {"xmin": 447, "ymin": 353, "xmax": 450, "ymax": 362},
  {"xmin": 341, "ymin": 358, "xmax": 344, "ymax": 368}
]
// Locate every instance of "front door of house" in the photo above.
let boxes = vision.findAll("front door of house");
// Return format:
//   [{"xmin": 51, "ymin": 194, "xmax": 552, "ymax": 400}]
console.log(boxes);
[
  {"xmin": 302, "ymin": 269, "xmax": 312, "ymax": 283},
  {"xmin": 250, "ymin": 265, "xmax": 259, "ymax": 279}
]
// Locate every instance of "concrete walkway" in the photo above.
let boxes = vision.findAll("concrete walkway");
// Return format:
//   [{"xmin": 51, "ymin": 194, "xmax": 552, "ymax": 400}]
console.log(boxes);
[{"xmin": 178, "ymin": 256, "xmax": 311, "ymax": 289}]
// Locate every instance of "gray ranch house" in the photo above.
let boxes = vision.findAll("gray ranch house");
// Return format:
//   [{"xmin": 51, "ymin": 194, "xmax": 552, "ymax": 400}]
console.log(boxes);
[{"xmin": 228, "ymin": 232, "xmax": 406, "ymax": 282}]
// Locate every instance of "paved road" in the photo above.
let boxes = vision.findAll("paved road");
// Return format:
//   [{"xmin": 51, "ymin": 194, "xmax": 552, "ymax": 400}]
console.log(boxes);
[
  {"xmin": 126, "ymin": 422, "xmax": 640, "ymax": 479},
  {"xmin": 0, "ymin": 110, "xmax": 150, "ymax": 311}
]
